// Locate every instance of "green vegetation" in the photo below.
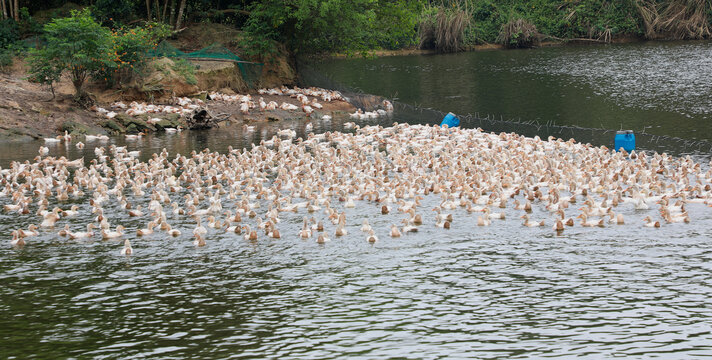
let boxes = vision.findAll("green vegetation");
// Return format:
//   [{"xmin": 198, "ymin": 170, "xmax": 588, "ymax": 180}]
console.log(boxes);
[
  {"xmin": 0, "ymin": 49, "xmax": 12, "ymax": 70},
  {"xmin": 466, "ymin": 0, "xmax": 644, "ymax": 45},
  {"xmin": 240, "ymin": 0, "xmax": 712, "ymax": 53},
  {"xmin": 102, "ymin": 22, "xmax": 171, "ymax": 85},
  {"xmin": 28, "ymin": 9, "xmax": 114, "ymax": 99},
  {"xmin": 418, "ymin": 5, "xmax": 471, "ymax": 52},
  {"xmin": 171, "ymin": 58, "xmax": 197, "ymax": 85},
  {"xmin": 496, "ymin": 18, "xmax": 539, "ymax": 48},
  {"xmin": 241, "ymin": 0, "xmax": 422, "ymax": 57},
  {"xmin": 3, "ymin": 0, "xmax": 711, "ymax": 68},
  {"xmin": 26, "ymin": 8, "xmax": 168, "ymax": 100}
]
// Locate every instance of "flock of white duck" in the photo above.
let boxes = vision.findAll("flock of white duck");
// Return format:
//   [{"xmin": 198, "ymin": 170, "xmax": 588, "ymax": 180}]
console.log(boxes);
[
  {"xmin": 45, "ymin": 86, "xmax": 392, "ymax": 147},
  {"xmin": 86, "ymin": 86, "xmax": 355, "ymax": 124},
  {"xmin": 6, "ymin": 123, "xmax": 712, "ymax": 255}
]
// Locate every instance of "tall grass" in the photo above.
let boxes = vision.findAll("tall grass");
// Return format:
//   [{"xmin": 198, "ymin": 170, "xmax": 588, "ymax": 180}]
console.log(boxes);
[
  {"xmin": 635, "ymin": 0, "xmax": 711, "ymax": 39},
  {"xmin": 496, "ymin": 18, "xmax": 540, "ymax": 48},
  {"xmin": 418, "ymin": 3, "xmax": 470, "ymax": 53}
]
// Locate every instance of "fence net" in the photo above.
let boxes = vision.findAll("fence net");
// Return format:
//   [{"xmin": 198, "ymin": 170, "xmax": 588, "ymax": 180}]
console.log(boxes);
[{"xmin": 148, "ymin": 41, "xmax": 263, "ymax": 87}]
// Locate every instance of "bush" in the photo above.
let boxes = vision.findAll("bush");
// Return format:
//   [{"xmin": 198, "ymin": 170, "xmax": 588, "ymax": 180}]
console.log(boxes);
[
  {"xmin": 497, "ymin": 18, "xmax": 540, "ymax": 48},
  {"xmin": 372, "ymin": 0, "xmax": 422, "ymax": 50},
  {"xmin": 100, "ymin": 22, "xmax": 171, "ymax": 85},
  {"xmin": 26, "ymin": 51, "xmax": 62, "ymax": 97},
  {"xmin": 418, "ymin": 6, "xmax": 471, "ymax": 53},
  {"xmin": 18, "ymin": 7, "xmax": 42, "ymax": 36},
  {"xmin": 241, "ymin": 0, "xmax": 423, "ymax": 56},
  {"xmin": 0, "ymin": 49, "xmax": 13, "ymax": 71},
  {"xmin": 28, "ymin": 9, "xmax": 115, "ymax": 100},
  {"xmin": 0, "ymin": 19, "xmax": 19, "ymax": 49},
  {"xmin": 92, "ymin": 0, "xmax": 135, "ymax": 26},
  {"xmin": 418, "ymin": 7, "xmax": 438, "ymax": 49}
]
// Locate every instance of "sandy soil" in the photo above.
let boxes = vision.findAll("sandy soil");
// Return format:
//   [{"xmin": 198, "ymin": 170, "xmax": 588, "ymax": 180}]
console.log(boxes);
[{"xmin": 0, "ymin": 62, "xmax": 109, "ymax": 141}]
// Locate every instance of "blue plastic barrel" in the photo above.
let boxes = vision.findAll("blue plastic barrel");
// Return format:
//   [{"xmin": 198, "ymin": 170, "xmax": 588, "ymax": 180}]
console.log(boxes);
[
  {"xmin": 440, "ymin": 112, "xmax": 460, "ymax": 128},
  {"xmin": 614, "ymin": 130, "xmax": 635, "ymax": 152}
]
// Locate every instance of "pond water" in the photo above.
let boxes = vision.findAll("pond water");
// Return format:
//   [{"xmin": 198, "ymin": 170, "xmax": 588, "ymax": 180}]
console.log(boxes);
[
  {"xmin": 2, "ymin": 42, "xmax": 712, "ymax": 359},
  {"xmin": 316, "ymin": 41, "xmax": 712, "ymax": 143}
]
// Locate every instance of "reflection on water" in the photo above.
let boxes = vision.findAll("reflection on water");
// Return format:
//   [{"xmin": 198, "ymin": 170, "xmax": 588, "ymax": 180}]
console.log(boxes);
[
  {"xmin": 316, "ymin": 41, "xmax": 712, "ymax": 142},
  {"xmin": 1, "ymin": 170, "xmax": 711, "ymax": 358}
]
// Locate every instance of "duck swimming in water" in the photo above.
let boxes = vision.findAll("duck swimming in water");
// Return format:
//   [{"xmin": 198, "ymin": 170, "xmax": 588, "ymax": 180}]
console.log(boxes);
[
  {"xmin": 120, "ymin": 239, "xmax": 132, "ymax": 255},
  {"xmin": 0, "ymin": 120, "xmax": 709, "ymax": 255}
]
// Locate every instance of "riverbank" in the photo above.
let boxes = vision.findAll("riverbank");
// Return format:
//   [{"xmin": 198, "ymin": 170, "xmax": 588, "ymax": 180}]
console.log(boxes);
[
  {"xmin": 325, "ymin": 35, "xmax": 656, "ymax": 59},
  {"xmin": 0, "ymin": 21, "xmax": 368, "ymax": 140},
  {"xmin": 0, "ymin": 59, "xmax": 358, "ymax": 140}
]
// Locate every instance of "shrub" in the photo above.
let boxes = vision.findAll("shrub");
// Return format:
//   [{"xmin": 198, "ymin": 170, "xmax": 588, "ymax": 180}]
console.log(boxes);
[
  {"xmin": 26, "ymin": 51, "xmax": 62, "ymax": 98},
  {"xmin": 18, "ymin": 7, "xmax": 42, "ymax": 36},
  {"xmin": 28, "ymin": 9, "xmax": 115, "ymax": 100},
  {"xmin": 418, "ymin": 5, "xmax": 471, "ymax": 53},
  {"xmin": 497, "ymin": 18, "xmax": 540, "ymax": 48},
  {"xmin": 100, "ymin": 22, "xmax": 171, "ymax": 85},
  {"xmin": 0, "ymin": 49, "xmax": 13, "ymax": 71},
  {"xmin": 241, "ymin": 0, "xmax": 423, "ymax": 56},
  {"xmin": 93, "ymin": 0, "xmax": 135, "ymax": 25},
  {"xmin": 418, "ymin": 7, "xmax": 438, "ymax": 49},
  {"xmin": 372, "ymin": 0, "xmax": 422, "ymax": 50},
  {"xmin": 635, "ymin": 0, "xmax": 711, "ymax": 39},
  {"xmin": 0, "ymin": 19, "xmax": 19, "ymax": 49}
]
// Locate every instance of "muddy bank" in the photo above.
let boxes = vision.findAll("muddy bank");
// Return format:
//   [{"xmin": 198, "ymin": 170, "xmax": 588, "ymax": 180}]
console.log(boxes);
[
  {"xmin": 0, "ymin": 59, "xmax": 361, "ymax": 141},
  {"xmin": 0, "ymin": 21, "xmax": 313, "ymax": 141}
]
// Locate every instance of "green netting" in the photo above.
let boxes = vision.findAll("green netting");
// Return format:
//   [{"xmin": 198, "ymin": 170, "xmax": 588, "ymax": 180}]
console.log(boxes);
[
  {"xmin": 147, "ymin": 41, "xmax": 263, "ymax": 87},
  {"xmin": 149, "ymin": 41, "xmax": 185, "ymax": 57}
]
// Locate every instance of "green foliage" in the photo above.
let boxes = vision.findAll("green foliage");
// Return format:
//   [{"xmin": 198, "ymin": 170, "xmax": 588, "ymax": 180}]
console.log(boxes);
[
  {"xmin": 464, "ymin": 0, "xmax": 643, "ymax": 44},
  {"xmin": 26, "ymin": 48, "xmax": 62, "ymax": 97},
  {"xmin": 468, "ymin": 0, "xmax": 505, "ymax": 44},
  {"xmin": 28, "ymin": 7, "xmax": 168, "ymax": 94},
  {"xmin": 92, "ymin": 0, "xmax": 135, "ymax": 25},
  {"xmin": 497, "ymin": 18, "xmax": 539, "ymax": 48},
  {"xmin": 100, "ymin": 22, "xmax": 171, "ymax": 85},
  {"xmin": 171, "ymin": 59, "xmax": 197, "ymax": 85},
  {"xmin": 373, "ymin": 0, "xmax": 422, "ymax": 49},
  {"xmin": 0, "ymin": 49, "xmax": 13, "ymax": 71},
  {"xmin": 18, "ymin": 7, "xmax": 43, "ymax": 36},
  {"xmin": 239, "ymin": 1, "xmax": 284, "ymax": 59},
  {"xmin": 241, "ymin": 0, "xmax": 424, "ymax": 56},
  {"xmin": 28, "ymin": 9, "xmax": 114, "ymax": 98},
  {"xmin": 0, "ymin": 19, "xmax": 19, "ymax": 49}
]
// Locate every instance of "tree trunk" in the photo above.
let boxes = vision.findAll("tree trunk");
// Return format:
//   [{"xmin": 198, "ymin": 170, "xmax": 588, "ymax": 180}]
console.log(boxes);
[
  {"xmin": 169, "ymin": 0, "xmax": 176, "ymax": 26},
  {"xmin": 13, "ymin": 0, "xmax": 18, "ymax": 21},
  {"xmin": 153, "ymin": 0, "xmax": 161, "ymax": 22},
  {"xmin": 174, "ymin": 0, "xmax": 186, "ymax": 30},
  {"xmin": 4, "ymin": 0, "xmax": 11, "ymax": 21},
  {"xmin": 1, "ymin": 0, "xmax": 7, "ymax": 21},
  {"xmin": 145, "ymin": 0, "xmax": 151, "ymax": 21},
  {"xmin": 162, "ymin": 0, "xmax": 169, "ymax": 23}
]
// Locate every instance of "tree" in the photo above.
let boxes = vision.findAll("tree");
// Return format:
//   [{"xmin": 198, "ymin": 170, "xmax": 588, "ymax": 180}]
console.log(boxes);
[
  {"xmin": 241, "ymin": 0, "xmax": 423, "ymax": 55},
  {"xmin": 0, "ymin": 0, "xmax": 18, "ymax": 21},
  {"xmin": 28, "ymin": 9, "xmax": 115, "ymax": 101},
  {"xmin": 175, "ymin": 0, "xmax": 186, "ymax": 30}
]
